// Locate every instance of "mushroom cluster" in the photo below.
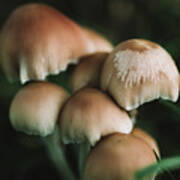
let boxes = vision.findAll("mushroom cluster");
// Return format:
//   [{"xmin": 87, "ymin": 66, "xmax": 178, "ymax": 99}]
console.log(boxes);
[{"xmin": 0, "ymin": 3, "xmax": 179, "ymax": 180}]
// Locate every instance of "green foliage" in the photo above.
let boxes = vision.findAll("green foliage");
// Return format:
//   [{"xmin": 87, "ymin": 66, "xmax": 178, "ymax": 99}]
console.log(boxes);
[
  {"xmin": 135, "ymin": 156, "xmax": 180, "ymax": 180},
  {"xmin": 159, "ymin": 100, "xmax": 180, "ymax": 118}
]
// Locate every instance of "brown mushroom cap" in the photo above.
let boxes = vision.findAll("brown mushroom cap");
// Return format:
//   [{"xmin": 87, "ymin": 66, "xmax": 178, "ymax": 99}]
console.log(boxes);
[
  {"xmin": 132, "ymin": 128, "xmax": 160, "ymax": 158},
  {"xmin": 10, "ymin": 81, "xmax": 69, "ymax": 136},
  {"xmin": 83, "ymin": 133, "xmax": 157, "ymax": 180},
  {"xmin": 83, "ymin": 28, "xmax": 113, "ymax": 52},
  {"xmin": 0, "ymin": 3, "xmax": 100, "ymax": 83},
  {"xmin": 59, "ymin": 88, "xmax": 133, "ymax": 146},
  {"xmin": 101, "ymin": 39, "xmax": 180, "ymax": 110},
  {"xmin": 70, "ymin": 52, "xmax": 109, "ymax": 93}
]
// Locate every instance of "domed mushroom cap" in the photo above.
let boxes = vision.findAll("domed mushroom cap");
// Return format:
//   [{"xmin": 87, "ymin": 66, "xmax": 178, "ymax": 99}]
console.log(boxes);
[
  {"xmin": 70, "ymin": 52, "xmax": 109, "ymax": 93},
  {"xmin": 101, "ymin": 39, "xmax": 180, "ymax": 110},
  {"xmin": 83, "ymin": 133, "xmax": 157, "ymax": 180},
  {"xmin": 0, "ymin": 3, "xmax": 96, "ymax": 83},
  {"xmin": 132, "ymin": 128, "xmax": 160, "ymax": 158},
  {"xmin": 59, "ymin": 88, "xmax": 133, "ymax": 146},
  {"xmin": 10, "ymin": 81, "xmax": 69, "ymax": 137}
]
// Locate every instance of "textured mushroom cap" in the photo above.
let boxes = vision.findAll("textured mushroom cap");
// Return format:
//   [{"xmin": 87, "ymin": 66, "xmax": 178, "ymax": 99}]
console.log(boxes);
[
  {"xmin": 83, "ymin": 133, "xmax": 157, "ymax": 180},
  {"xmin": 10, "ymin": 81, "xmax": 69, "ymax": 137},
  {"xmin": 101, "ymin": 39, "xmax": 180, "ymax": 110},
  {"xmin": 132, "ymin": 128, "xmax": 160, "ymax": 158},
  {"xmin": 70, "ymin": 52, "xmax": 109, "ymax": 93},
  {"xmin": 59, "ymin": 88, "xmax": 133, "ymax": 146},
  {"xmin": 0, "ymin": 3, "xmax": 96, "ymax": 83},
  {"xmin": 83, "ymin": 28, "xmax": 113, "ymax": 52}
]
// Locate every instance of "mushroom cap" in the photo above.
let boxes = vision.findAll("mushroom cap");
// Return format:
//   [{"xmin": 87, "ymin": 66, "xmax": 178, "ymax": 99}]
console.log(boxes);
[
  {"xmin": 0, "ymin": 3, "xmax": 95, "ymax": 83},
  {"xmin": 59, "ymin": 88, "xmax": 133, "ymax": 146},
  {"xmin": 132, "ymin": 128, "xmax": 160, "ymax": 158},
  {"xmin": 101, "ymin": 39, "xmax": 180, "ymax": 110},
  {"xmin": 83, "ymin": 133, "xmax": 157, "ymax": 180},
  {"xmin": 70, "ymin": 52, "xmax": 109, "ymax": 93},
  {"xmin": 10, "ymin": 81, "xmax": 69, "ymax": 137},
  {"xmin": 83, "ymin": 28, "xmax": 113, "ymax": 52}
]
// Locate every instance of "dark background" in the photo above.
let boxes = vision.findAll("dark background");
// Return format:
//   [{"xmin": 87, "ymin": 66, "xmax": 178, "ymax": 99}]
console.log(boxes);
[{"xmin": 0, "ymin": 0, "xmax": 180, "ymax": 179}]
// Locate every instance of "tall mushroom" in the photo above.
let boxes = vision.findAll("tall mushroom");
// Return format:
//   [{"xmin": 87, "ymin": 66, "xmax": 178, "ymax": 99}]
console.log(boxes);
[
  {"xmin": 0, "ymin": 3, "xmax": 112, "ymax": 84},
  {"xmin": 83, "ymin": 130, "xmax": 158, "ymax": 180},
  {"xmin": 101, "ymin": 39, "xmax": 180, "ymax": 110},
  {"xmin": 9, "ymin": 81, "xmax": 75, "ymax": 180},
  {"xmin": 59, "ymin": 88, "xmax": 133, "ymax": 178}
]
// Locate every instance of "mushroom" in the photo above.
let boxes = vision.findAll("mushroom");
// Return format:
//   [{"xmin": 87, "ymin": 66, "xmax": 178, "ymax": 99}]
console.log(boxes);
[
  {"xmin": 59, "ymin": 88, "xmax": 133, "ymax": 178},
  {"xmin": 83, "ymin": 27, "xmax": 113, "ymax": 52},
  {"xmin": 70, "ymin": 52, "xmax": 109, "ymax": 93},
  {"xmin": 0, "ymin": 3, "xmax": 112, "ymax": 83},
  {"xmin": 101, "ymin": 39, "xmax": 180, "ymax": 110},
  {"xmin": 9, "ymin": 81, "xmax": 75, "ymax": 180},
  {"xmin": 132, "ymin": 128, "xmax": 160, "ymax": 158},
  {"xmin": 83, "ymin": 131, "xmax": 158, "ymax": 180}
]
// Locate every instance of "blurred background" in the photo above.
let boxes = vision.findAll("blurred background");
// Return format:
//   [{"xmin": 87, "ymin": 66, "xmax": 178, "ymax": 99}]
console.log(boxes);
[{"xmin": 0, "ymin": 0, "xmax": 180, "ymax": 179}]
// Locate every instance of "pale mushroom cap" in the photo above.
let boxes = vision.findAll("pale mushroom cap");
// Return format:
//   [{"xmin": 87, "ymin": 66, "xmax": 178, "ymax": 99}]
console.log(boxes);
[
  {"xmin": 83, "ymin": 133, "xmax": 157, "ymax": 180},
  {"xmin": 132, "ymin": 128, "xmax": 160, "ymax": 158},
  {"xmin": 101, "ymin": 39, "xmax": 180, "ymax": 110},
  {"xmin": 59, "ymin": 88, "xmax": 133, "ymax": 146},
  {"xmin": 0, "ymin": 3, "xmax": 95, "ymax": 83},
  {"xmin": 10, "ymin": 81, "xmax": 69, "ymax": 137},
  {"xmin": 70, "ymin": 52, "xmax": 109, "ymax": 93},
  {"xmin": 83, "ymin": 28, "xmax": 113, "ymax": 53}
]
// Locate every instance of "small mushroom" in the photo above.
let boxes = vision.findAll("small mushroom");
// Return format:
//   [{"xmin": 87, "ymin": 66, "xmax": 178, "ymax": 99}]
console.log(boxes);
[
  {"xmin": 70, "ymin": 52, "xmax": 109, "ymax": 93},
  {"xmin": 83, "ymin": 132, "xmax": 157, "ymax": 180},
  {"xmin": 59, "ymin": 88, "xmax": 133, "ymax": 145},
  {"xmin": 101, "ymin": 39, "xmax": 180, "ymax": 110},
  {"xmin": 9, "ymin": 81, "xmax": 75, "ymax": 180},
  {"xmin": 59, "ymin": 88, "xmax": 133, "ymax": 178}
]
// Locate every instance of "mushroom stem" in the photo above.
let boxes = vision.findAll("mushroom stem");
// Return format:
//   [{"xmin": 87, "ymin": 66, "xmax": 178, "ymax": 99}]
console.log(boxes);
[
  {"xmin": 78, "ymin": 142, "xmax": 91, "ymax": 179},
  {"xmin": 128, "ymin": 109, "xmax": 138, "ymax": 124},
  {"xmin": 44, "ymin": 128, "xmax": 76, "ymax": 180}
]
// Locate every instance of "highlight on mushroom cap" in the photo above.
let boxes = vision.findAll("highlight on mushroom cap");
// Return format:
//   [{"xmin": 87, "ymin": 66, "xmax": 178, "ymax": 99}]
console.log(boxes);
[
  {"xmin": 59, "ymin": 88, "xmax": 133, "ymax": 146},
  {"xmin": 10, "ymin": 81, "xmax": 69, "ymax": 137},
  {"xmin": 101, "ymin": 39, "xmax": 180, "ymax": 110}
]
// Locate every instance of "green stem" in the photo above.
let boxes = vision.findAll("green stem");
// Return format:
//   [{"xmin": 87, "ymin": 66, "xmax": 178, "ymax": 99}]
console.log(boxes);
[
  {"xmin": 78, "ymin": 142, "xmax": 91, "ymax": 180},
  {"xmin": 135, "ymin": 156, "xmax": 180, "ymax": 180},
  {"xmin": 44, "ymin": 129, "xmax": 76, "ymax": 180}
]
